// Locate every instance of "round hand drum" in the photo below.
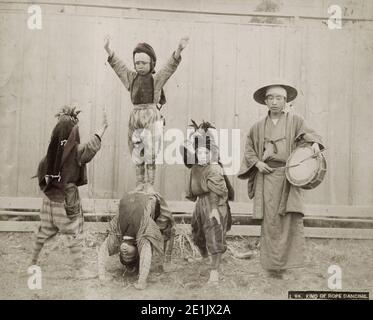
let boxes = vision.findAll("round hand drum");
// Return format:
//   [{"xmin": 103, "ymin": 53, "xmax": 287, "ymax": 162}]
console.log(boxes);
[{"xmin": 285, "ymin": 146, "xmax": 327, "ymax": 190}]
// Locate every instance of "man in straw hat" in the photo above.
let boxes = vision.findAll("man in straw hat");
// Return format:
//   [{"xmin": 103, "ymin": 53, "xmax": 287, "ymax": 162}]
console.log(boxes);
[{"xmin": 237, "ymin": 81, "xmax": 324, "ymax": 279}]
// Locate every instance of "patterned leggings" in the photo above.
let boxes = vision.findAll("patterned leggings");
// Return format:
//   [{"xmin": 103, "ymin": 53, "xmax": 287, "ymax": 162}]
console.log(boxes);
[{"xmin": 31, "ymin": 197, "xmax": 84, "ymax": 267}]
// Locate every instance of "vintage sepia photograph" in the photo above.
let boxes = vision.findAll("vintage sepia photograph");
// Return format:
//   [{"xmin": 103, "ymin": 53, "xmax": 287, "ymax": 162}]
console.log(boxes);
[{"xmin": 0, "ymin": 0, "xmax": 372, "ymax": 303}]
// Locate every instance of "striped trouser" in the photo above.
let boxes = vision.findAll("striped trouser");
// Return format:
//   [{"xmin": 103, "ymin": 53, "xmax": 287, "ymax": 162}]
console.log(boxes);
[
  {"xmin": 128, "ymin": 105, "xmax": 163, "ymax": 165},
  {"xmin": 31, "ymin": 196, "xmax": 84, "ymax": 267}
]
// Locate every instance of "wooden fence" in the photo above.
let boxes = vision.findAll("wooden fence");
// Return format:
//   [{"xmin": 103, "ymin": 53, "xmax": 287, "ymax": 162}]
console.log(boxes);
[
  {"xmin": 1, "ymin": 197, "xmax": 373, "ymax": 239},
  {"xmin": 1, "ymin": 1, "xmax": 373, "ymax": 230}
]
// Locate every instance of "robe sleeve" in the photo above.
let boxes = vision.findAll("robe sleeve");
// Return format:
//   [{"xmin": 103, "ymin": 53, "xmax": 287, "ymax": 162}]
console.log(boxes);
[
  {"xmin": 185, "ymin": 169, "xmax": 197, "ymax": 202},
  {"xmin": 294, "ymin": 115, "xmax": 325, "ymax": 150},
  {"xmin": 137, "ymin": 205, "xmax": 164, "ymax": 256},
  {"xmin": 237, "ymin": 126, "xmax": 260, "ymax": 180},
  {"xmin": 154, "ymin": 193, "xmax": 175, "ymax": 240},
  {"xmin": 205, "ymin": 164, "xmax": 228, "ymax": 208},
  {"xmin": 106, "ymin": 215, "xmax": 122, "ymax": 256},
  {"xmin": 107, "ymin": 52, "xmax": 136, "ymax": 91},
  {"xmin": 153, "ymin": 52, "xmax": 181, "ymax": 92},
  {"xmin": 208, "ymin": 192, "xmax": 220, "ymax": 210},
  {"xmin": 76, "ymin": 134, "xmax": 101, "ymax": 165}
]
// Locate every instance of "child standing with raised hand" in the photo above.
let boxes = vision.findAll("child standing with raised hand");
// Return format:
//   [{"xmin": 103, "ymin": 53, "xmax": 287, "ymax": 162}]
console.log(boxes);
[{"xmin": 104, "ymin": 35, "xmax": 189, "ymax": 193}]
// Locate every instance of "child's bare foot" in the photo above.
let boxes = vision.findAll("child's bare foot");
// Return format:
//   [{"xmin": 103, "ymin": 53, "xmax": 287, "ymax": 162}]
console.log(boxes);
[
  {"xmin": 134, "ymin": 280, "xmax": 147, "ymax": 290},
  {"xmin": 196, "ymin": 256, "xmax": 211, "ymax": 265},
  {"xmin": 207, "ymin": 270, "xmax": 219, "ymax": 286}
]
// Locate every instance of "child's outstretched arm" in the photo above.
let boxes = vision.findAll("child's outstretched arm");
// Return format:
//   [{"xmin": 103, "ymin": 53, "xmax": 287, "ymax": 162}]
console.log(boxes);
[
  {"xmin": 104, "ymin": 35, "xmax": 114, "ymax": 57},
  {"xmin": 105, "ymin": 35, "xmax": 136, "ymax": 92},
  {"xmin": 76, "ymin": 109, "xmax": 108, "ymax": 165},
  {"xmin": 154, "ymin": 36, "xmax": 189, "ymax": 91},
  {"xmin": 174, "ymin": 36, "xmax": 189, "ymax": 60}
]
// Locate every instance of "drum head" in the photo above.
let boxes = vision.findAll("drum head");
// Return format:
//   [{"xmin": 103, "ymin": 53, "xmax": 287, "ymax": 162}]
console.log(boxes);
[{"xmin": 286, "ymin": 146, "xmax": 319, "ymax": 187}]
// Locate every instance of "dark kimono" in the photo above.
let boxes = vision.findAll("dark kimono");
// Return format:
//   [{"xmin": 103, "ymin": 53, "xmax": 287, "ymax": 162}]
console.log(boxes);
[
  {"xmin": 238, "ymin": 111, "xmax": 324, "ymax": 270},
  {"xmin": 106, "ymin": 192, "xmax": 175, "ymax": 263},
  {"xmin": 187, "ymin": 163, "xmax": 232, "ymax": 257}
]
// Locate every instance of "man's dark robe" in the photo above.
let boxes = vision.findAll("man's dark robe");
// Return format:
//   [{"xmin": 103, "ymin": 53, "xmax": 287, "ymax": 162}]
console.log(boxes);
[{"xmin": 238, "ymin": 111, "xmax": 324, "ymax": 270}]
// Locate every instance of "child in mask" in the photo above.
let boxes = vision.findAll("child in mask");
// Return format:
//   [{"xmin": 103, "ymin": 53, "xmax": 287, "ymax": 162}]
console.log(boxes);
[{"xmin": 181, "ymin": 121, "xmax": 234, "ymax": 285}]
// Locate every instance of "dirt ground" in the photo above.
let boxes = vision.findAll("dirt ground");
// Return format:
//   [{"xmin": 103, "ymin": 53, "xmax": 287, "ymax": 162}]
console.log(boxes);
[{"xmin": 0, "ymin": 231, "xmax": 372, "ymax": 300}]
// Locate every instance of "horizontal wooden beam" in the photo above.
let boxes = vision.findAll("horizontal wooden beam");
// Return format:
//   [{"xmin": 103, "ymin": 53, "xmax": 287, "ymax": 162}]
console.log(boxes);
[
  {"xmin": 226, "ymin": 226, "xmax": 373, "ymax": 239},
  {"xmin": 2, "ymin": 197, "xmax": 373, "ymax": 219},
  {"xmin": 2, "ymin": 213, "xmax": 373, "ymax": 229},
  {"xmin": 2, "ymin": 1, "xmax": 373, "ymax": 22},
  {"xmin": 0, "ymin": 197, "xmax": 42, "ymax": 210},
  {"xmin": 1, "ymin": 221, "xmax": 373, "ymax": 239}
]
